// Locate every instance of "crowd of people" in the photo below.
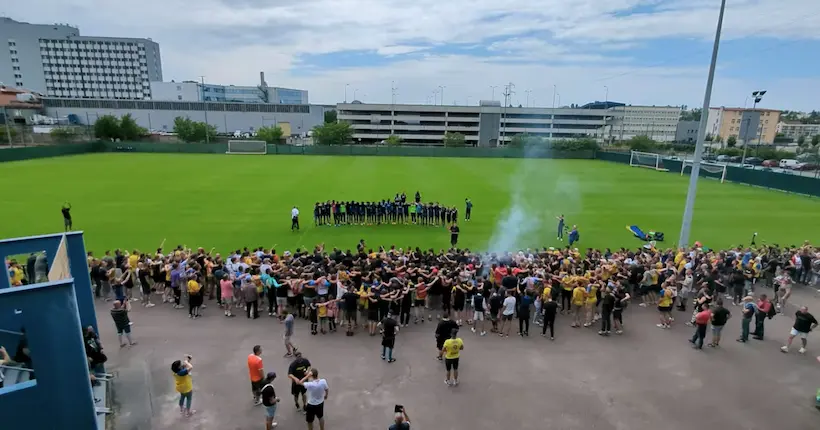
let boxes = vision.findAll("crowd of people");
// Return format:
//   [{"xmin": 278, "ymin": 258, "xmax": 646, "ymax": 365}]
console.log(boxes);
[{"xmin": 311, "ymin": 192, "xmax": 472, "ymax": 227}]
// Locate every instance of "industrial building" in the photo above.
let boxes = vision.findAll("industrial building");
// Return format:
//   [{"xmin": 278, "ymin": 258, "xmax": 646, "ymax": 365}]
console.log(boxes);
[
  {"xmin": 604, "ymin": 105, "xmax": 682, "ymax": 142},
  {"xmin": 150, "ymin": 72, "xmax": 308, "ymax": 104},
  {"xmin": 675, "ymin": 120, "xmax": 700, "ymax": 144},
  {"xmin": 337, "ymin": 101, "xmax": 612, "ymax": 146},
  {"xmin": 776, "ymin": 121, "xmax": 820, "ymax": 141},
  {"xmin": 41, "ymin": 98, "xmax": 326, "ymax": 136},
  {"xmin": 706, "ymin": 107, "xmax": 781, "ymax": 144},
  {"xmin": 0, "ymin": 17, "xmax": 162, "ymax": 100}
]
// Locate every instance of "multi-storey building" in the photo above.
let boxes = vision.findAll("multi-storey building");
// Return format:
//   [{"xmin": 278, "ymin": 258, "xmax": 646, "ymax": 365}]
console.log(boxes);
[
  {"xmin": 150, "ymin": 72, "xmax": 308, "ymax": 104},
  {"xmin": 337, "ymin": 101, "xmax": 612, "ymax": 146},
  {"xmin": 605, "ymin": 105, "xmax": 681, "ymax": 142},
  {"xmin": 0, "ymin": 17, "xmax": 161, "ymax": 100},
  {"xmin": 776, "ymin": 121, "xmax": 820, "ymax": 140},
  {"xmin": 706, "ymin": 107, "xmax": 781, "ymax": 144}
]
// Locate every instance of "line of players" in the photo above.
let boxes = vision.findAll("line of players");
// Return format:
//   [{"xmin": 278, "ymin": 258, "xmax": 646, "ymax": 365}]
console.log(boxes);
[{"xmin": 313, "ymin": 192, "xmax": 463, "ymax": 227}]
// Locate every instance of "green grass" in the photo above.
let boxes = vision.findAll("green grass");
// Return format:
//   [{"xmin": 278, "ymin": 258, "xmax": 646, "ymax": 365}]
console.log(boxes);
[{"xmin": 1, "ymin": 153, "xmax": 818, "ymax": 255}]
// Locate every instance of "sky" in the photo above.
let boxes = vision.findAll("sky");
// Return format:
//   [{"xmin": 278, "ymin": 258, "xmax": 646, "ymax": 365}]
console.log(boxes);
[{"xmin": 9, "ymin": 0, "xmax": 820, "ymax": 110}]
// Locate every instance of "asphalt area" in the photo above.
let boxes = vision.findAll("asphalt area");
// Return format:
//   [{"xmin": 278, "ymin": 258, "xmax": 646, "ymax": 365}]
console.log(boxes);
[{"xmin": 98, "ymin": 286, "xmax": 820, "ymax": 430}]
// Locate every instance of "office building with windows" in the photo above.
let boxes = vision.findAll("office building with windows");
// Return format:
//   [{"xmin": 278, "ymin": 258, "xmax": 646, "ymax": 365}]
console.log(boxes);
[
  {"xmin": 0, "ymin": 17, "xmax": 161, "ymax": 100},
  {"xmin": 337, "ymin": 101, "xmax": 612, "ymax": 146},
  {"xmin": 604, "ymin": 105, "xmax": 681, "ymax": 143},
  {"xmin": 150, "ymin": 72, "xmax": 308, "ymax": 104},
  {"xmin": 706, "ymin": 107, "xmax": 781, "ymax": 144},
  {"xmin": 776, "ymin": 121, "xmax": 820, "ymax": 141}
]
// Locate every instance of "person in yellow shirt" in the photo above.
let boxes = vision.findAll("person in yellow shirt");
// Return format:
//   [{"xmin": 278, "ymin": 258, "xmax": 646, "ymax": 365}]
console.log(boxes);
[
  {"xmin": 656, "ymin": 283, "xmax": 675, "ymax": 329},
  {"xmin": 128, "ymin": 250, "xmax": 140, "ymax": 270},
  {"xmin": 441, "ymin": 329, "xmax": 464, "ymax": 386},
  {"xmin": 171, "ymin": 355, "xmax": 194, "ymax": 417},
  {"xmin": 584, "ymin": 282, "xmax": 599, "ymax": 327},
  {"xmin": 187, "ymin": 276, "xmax": 203, "ymax": 319},
  {"xmin": 560, "ymin": 274, "xmax": 573, "ymax": 314},
  {"xmin": 9, "ymin": 261, "xmax": 24, "ymax": 286},
  {"xmin": 571, "ymin": 284, "xmax": 587, "ymax": 328}
]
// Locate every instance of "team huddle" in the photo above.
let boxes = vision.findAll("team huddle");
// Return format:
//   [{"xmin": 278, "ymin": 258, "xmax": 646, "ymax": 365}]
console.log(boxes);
[{"xmin": 313, "ymin": 191, "xmax": 472, "ymax": 227}]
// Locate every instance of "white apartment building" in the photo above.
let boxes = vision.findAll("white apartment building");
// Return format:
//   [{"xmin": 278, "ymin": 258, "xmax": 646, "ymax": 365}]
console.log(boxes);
[
  {"xmin": 150, "ymin": 72, "xmax": 308, "ymax": 104},
  {"xmin": 0, "ymin": 17, "xmax": 161, "ymax": 100},
  {"xmin": 337, "ymin": 101, "xmax": 612, "ymax": 146},
  {"xmin": 605, "ymin": 105, "xmax": 681, "ymax": 142},
  {"xmin": 776, "ymin": 122, "xmax": 820, "ymax": 140}
]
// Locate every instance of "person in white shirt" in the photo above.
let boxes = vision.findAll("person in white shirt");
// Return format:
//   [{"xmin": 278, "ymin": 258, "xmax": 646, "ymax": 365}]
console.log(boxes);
[
  {"xmin": 291, "ymin": 207, "xmax": 300, "ymax": 231},
  {"xmin": 499, "ymin": 290, "xmax": 517, "ymax": 337},
  {"xmin": 297, "ymin": 368, "xmax": 329, "ymax": 430}
]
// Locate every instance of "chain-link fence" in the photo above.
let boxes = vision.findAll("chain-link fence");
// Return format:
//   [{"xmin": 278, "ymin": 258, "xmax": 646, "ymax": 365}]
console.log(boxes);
[{"xmin": 0, "ymin": 124, "xmax": 94, "ymax": 146}]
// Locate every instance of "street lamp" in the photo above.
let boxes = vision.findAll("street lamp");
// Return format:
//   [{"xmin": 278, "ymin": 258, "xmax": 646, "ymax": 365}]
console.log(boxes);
[
  {"xmin": 490, "ymin": 85, "xmax": 498, "ymax": 101},
  {"xmin": 524, "ymin": 90, "xmax": 532, "ymax": 107},
  {"xmin": 438, "ymin": 86, "xmax": 446, "ymax": 106},
  {"xmin": 741, "ymin": 89, "xmax": 766, "ymax": 164},
  {"xmin": 344, "ymin": 83, "xmax": 350, "ymax": 103}
]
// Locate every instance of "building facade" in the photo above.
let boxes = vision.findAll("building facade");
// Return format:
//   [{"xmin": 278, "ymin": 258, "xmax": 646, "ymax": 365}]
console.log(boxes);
[
  {"xmin": 150, "ymin": 77, "xmax": 308, "ymax": 105},
  {"xmin": 605, "ymin": 105, "xmax": 681, "ymax": 142},
  {"xmin": 776, "ymin": 122, "xmax": 820, "ymax": 140},
  {"xmin": 675, "ymin": 120, "xmax": 700, "ymax": 143},
  {"xmin": 337, "ymin": 101, "xmax": 611, "ymax": 146},
  {"xmin": 706, "ymin": 107, "xmax": 781, "ymax": 144},
  {"xmin": 0, "ymin": 17, "xmax": 161, "ymax": 100},
  {"xmin": 42, "ymin": 98, "xmax": 324, "ymax": 136}
]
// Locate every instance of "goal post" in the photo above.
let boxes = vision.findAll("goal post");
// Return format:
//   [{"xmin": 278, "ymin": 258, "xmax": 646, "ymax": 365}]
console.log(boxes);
[
  {"xmin": 226, "ymin": 140, "xmax": 267, "ymax": 155},
  {"xmin": 681, "ymin": 159, "xmax": 727, "ymax": 183},
  {"xmin": 629, "ymin": 150, "xmax": 664, "ymax": 170}
]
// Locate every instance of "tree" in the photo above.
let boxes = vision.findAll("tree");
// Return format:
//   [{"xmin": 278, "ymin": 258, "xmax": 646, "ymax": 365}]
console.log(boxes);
[
  {"xmin": 385, "ymin": 134, "xmax": 402, "ymax": 146},
  {"xmin": 257, "ymin": 125, "xmax": 284, "ymax": 144},
  {"xmin": 704, "ymin": 133, "xmax": 713, "ymax": 141},
  {"xmin": 119, "ymin": 114, "xmax": 147, "ymax": 141},
  {"xmin": 811, "ymin": 134, "xmax": 820, "ymax": 147},
  {"xmin": 443, "ymin": 131, "xmax": 466, "ymax": 147},
  {"xmin": 726, "ymin": 135, "xmax": 737, "ymax": 147},
  {"xmin": 94, "ymin": 115, "xmax": 122, "ymax": 140},
  {"xmin": 324, "ymin": 110, "xmax": 337, "ymax": 124},
  {"xmin": 509, "ymin": 133, "xmax": 532, "ymax": 148},
  {"xmin": 50, "ymin": 127, "xmax": 78, "ymax": 141},
  {"xmin": 173, "ymin": 117, "xmax": 217, "ymax": 143},
  {"xmin": 626, "ymin": 135, "xmax": 657, "ymax": 152},
  {"xmin": 312, "ymin": 122, "xmax": 353, "ymax": 146},
  {"xmin": 680, "ymin": 108, "xmax": 702, "ymax": 122},
  {"xmin": 797, "ymin": 135, "xmax": 807, "ymax": 147},
  {"xmin": 714, "ymin": 135, "xmax": 723, "ymax": 144}
]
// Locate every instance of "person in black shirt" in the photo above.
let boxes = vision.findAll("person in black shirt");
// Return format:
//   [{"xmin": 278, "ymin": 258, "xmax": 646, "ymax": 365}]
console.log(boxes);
[
  {"xmin": 261, "ymin": 372, "xmax": 280, "ymax": 429},
  {"xmin": 541, "ymin": 294, "xmax": 558, "ymax": 340},
  {"xmin": 434, "ymin": 313, "xmax": 458, "ymax": 360},
  {"xmin": 709, "ymin": 299, "xmax": 731, "ymax": 347},
  {"xmin": 61, "ymin": 202, "xmax": 72, "ymax": 231},
  {"xmin": 471, "ymin": 291, "xmax": 487, "ymax": 335},
  {"xmin": 612, "ymin": 284, "xmax": 630, "ymax": 334},
  {"xmin": 379, "ymin": 313, "xmax": 399, "ymax": 363},
  {"xmin": 287, "ymin": 352, "xmax": 311, "ymax": 411},
  {"xmin": 449, "ymin": 223, "xmax": 460, "ymax": 247},
  {"xmin": 341, "ymin": 288, "xmax": 360, "ymax": 335},
  {"xmin": 489, "ymin": 290, "xmax": 503, "ymax": 333},
  {"xmin": 599, "ymin": 286, "xmax": 616, "ymax": 336},
  {"xmin": 781, "ymin": 306, "xmax": 818, "ymax": 354}
]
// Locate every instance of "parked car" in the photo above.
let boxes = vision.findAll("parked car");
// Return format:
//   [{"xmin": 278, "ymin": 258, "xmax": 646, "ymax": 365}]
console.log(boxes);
[
  {"xmin": 762, "ymin": 159, "xmax": 778, "ymax": 167},
  {"xmin": 728, "ymin": 156, "xmax": 742, "ymax": 163},
  {"xmin": 779, "ymin": 159, "xmax": 800, "ymax": 169},
  {"xmin": 744, "ymin": 157, "xmax": 764, "ymax": 166},
  {"xmin": 716, "ymin": 155, "xmax": 731, "ymax": 162},
  {"xmin": 702, "ymin": 154, "xmax": 717, "ymax": 161},
  {"xmin": 794, "ymin": 163, "xmax": 818, "ymax": 171}
]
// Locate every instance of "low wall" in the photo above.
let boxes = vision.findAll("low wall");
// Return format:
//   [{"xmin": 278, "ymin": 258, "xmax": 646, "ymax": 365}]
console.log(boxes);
[
  {"xmin": 595, "ymin": 151, "xmax": 820, "ymax": 197},
  {"xmin": 0, "ymin": 143, "xmax": 94, "ymax": 162}
]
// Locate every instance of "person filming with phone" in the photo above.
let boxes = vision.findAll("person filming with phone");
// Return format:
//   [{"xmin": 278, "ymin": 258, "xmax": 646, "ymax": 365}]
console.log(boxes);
[{"xmin": 389, "ymin": 405, "xmax": 411, "ymax": 430}]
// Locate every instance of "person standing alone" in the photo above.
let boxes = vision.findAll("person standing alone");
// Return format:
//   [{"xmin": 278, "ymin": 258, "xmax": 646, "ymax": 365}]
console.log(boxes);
[
  {"xmin": 464, "ymin": 198, "xmax": 472, "ymax": 222},
  {"xmin": 248, "ymin": 345, "xmax": 265, "ymax": 405},
  {"xmin": 297, "ymin": 368, "xmax": 329, "ymax": 430},
  {"xmin": 781, "ymin": 306, "xmax": 818, "ymax": 354},
  {"xmin": 171, "ymin": 355, "xmax": 195, "ymax": 417},
  {"xmin": 261, "ymin": 372, "xmax": 280, "ymax": 429},
  {"xmin": 442, "ymin": 328, "xmax": 464, "ymax": 386},
  {"xmin": 291, "ymin": 206, "xmax": 300, "ymax": 231},
  {"xmin": 378, "ymin": 312, "xmax": 399, "ymax": 363},
  {"xmin": 61, "ymin": 202, "xmax": 72, "ymax": 232}
]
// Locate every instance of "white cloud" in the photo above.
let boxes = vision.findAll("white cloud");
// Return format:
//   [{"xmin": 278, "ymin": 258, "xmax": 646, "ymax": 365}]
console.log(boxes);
[{"xmin": 7, "ymin": 0, "xmax": 820, "ymax": 110}]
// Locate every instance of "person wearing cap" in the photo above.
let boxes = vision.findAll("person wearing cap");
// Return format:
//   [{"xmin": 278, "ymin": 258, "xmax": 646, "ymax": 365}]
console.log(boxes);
[{"xmin": 261, "ymin": 372, "xmax": 280, "ymax": 429}]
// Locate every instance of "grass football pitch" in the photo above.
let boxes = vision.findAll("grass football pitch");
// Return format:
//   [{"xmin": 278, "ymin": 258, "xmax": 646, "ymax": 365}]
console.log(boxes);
[{"xmin": 1, "ymin": 153, "xmax": 818, "ymax": 255}]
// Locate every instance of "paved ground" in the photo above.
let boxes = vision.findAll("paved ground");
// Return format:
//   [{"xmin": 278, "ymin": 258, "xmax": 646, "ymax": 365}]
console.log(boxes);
[{"xmin": 97, "ymin": 285, "xmax": 820, "ymax": 430}]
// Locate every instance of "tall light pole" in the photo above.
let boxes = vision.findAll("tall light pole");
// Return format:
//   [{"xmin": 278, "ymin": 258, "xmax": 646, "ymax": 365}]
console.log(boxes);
[
  {"xmin": 391, "ymin": 81, "xmax": 398, "ymax": 136},
  {"xmin": 438, "ymin": 86, "xmax": 446, "ymax": 106},
  {"xmin": 552, "ymin": 85, "xmax": 557, "ymax": 109},
  {"xmin": 679, "ymin": 0, "xmax": 727, "ymax": 248},
  {"xmin": 742, "ymin": 90, "xmax": 766, "ymax": 164},
  {"xmin": 200, "ymin": 76, "xmax": 210, "ymax": 144},
  {"xmin": 525, "ymin": 89, "xmax": 532, "ymax": 107},
  {"xmin": 344, "ymin": 84, "xmax": 350, "ymax": 103},
  {"xmin": 490, "ymin": 85, "xmax": 498, "ymax": 101},
  {"xmin": 604, "ymin": 86, "xmax": 610, "ymax": 143},
  {"xmin": 432, "ymin": 89, "xmax": 439, "ymax": 105},
  {"xmin": 353, "ymin": 88, "xmax": 359, "ymax": 100},
  {"xmin": 501, "ymin": 82, "xmax": 515, "ymax": 145}
]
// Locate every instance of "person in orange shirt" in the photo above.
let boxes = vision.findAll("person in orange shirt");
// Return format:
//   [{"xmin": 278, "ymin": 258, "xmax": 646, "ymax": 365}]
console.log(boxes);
[{"xmin": 248, "ymin": 345, "xmax": 265, "ymax": 405}]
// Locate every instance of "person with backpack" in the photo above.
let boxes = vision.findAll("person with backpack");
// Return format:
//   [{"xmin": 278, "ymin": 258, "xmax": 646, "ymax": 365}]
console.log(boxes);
[{"xmin": 752, "ymin": 294, "xmax": 774, "ymax": 340}]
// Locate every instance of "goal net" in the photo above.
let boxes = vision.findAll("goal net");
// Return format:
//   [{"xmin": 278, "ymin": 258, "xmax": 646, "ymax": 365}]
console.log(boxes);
[
  {"xmin": 227, "ymin": 140, "xmax": 267, "ymax": 155},
  {"xmin": 681, "ymin": 159, "xmax": 727, "ymax": 183},
  {"xmin": 629, "ymin": 151, "xmax": 665, "ymax": 171}
]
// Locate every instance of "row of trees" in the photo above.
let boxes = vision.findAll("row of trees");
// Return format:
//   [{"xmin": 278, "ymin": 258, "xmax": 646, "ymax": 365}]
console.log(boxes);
[{"xmin": 94, "ymin": 114, "xmax": 149, "ymax": 141}]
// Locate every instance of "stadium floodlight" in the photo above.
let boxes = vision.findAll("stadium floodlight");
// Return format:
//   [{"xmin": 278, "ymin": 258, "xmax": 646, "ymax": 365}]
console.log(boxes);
[{"xmin": 742, "ymin": 89, "xmax": 766, "ymax": 165}]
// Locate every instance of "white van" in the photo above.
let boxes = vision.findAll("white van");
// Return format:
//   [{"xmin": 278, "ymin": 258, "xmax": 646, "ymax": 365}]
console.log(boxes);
[{"xmin": 779, "ymin": 159, "xmax": 800, "ymax": 169}]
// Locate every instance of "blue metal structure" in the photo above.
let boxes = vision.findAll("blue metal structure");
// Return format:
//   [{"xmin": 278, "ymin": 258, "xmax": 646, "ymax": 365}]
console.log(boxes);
[{"xmin": 0, "ymin": 232, "xmax": 99, "ymax": 429}]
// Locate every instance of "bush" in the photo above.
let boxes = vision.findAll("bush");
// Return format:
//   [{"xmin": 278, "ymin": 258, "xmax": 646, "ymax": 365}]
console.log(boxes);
[
  {"xmin": 312, "ymin": 122, "xmax": 353, "ymax": 146},
  {"xmin": 443, "ymin": 131, "xmax": 466, "ymax": 147},
  {"xmin": 385, "ymin": 135, "xmax": 402, "ymax": 146},
  {"xmin": 173, "ymin": 117, "xmax": 217, "ymax": 143},
  {"xmin": 119, "ymin": 114, "xmax": 147, "ymax": 141},
  {"xmin": 716, "ymin": 147, "xmax": 742, "ymax": 156},
  {"xmin": 50, "ymin": 127, "xmax": 79, "ymax": 141},
  {"xmin": 257, "ymin": 125, "xmax": 284, "ymax": 144},
  {"xmin": 94, "ymin": 115, "xmax": 122, "ymax": 140},
  {"xmin": 551, "ymin": 138, "xmax": 599, "ymax": 151}
]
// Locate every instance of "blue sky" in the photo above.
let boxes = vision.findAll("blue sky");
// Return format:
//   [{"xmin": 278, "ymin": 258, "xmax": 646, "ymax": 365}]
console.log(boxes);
[{"xmin": 14, "ymin": 0, "xmax": 820, "ymax": 110}]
